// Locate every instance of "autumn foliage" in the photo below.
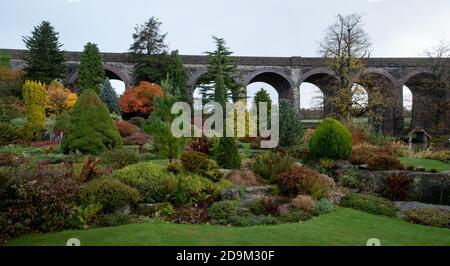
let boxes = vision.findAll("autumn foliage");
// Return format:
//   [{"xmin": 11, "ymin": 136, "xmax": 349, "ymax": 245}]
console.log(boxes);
[
  {"xmin": 45, "ymin": 80, "xmax": 74, "ymax": 116},
  {"xmin": 119, "ymin": 81, "xmax": 163, "ymax": 118}
]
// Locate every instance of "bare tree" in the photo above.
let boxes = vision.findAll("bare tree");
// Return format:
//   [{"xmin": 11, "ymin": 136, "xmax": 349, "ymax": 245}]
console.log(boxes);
[{"xmin": 318, "ymin": 14, "xmax": 392, "ymax": 129}]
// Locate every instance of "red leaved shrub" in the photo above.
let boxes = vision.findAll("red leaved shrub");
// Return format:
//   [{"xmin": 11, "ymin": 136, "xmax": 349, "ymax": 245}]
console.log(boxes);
[{"xmin": 114, "ymin": 120, "xmax": 140, "ymax": 138}]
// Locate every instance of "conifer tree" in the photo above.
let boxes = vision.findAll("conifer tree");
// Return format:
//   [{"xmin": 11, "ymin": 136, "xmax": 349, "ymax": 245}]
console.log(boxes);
[
  {"xmin": 22, "ymin": 80, "xmax": 46, "ymax": 139},
  {"xmin": 23, "ymin": 21, "xmax": 66, "ymax": 83},
  {"xmin": 62, "ymin": 89, "xmax": 122, "ymax": 155},
  {"xmin": 78, "ymin": 43, "xmax": 105, "ymax": 94},
  {"xmin": 167, "ymin": 50, "xmax": 188, "ymax": 100},
  {"xmin": 100, "ymin": 78, "xmax": 121, "ymax": 115},
  {"xmin": 129, "ymin": 17, "xmax": 168, "ymax": 55}
]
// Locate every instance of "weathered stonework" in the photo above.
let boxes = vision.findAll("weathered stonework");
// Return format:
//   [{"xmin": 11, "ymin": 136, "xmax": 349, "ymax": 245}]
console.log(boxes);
[{"xmin": 5, "ymin": 49, "xmax": 450, "ymax": 136}]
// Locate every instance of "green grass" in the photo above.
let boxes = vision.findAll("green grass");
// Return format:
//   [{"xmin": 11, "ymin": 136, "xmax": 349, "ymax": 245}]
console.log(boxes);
[
  {"xmin": 400, "ymin": 157, "xmax": 450, "ymax": 172},
  {"xmin": 5, "ymin": 208, "xmax": 450, "ymax": 246}
]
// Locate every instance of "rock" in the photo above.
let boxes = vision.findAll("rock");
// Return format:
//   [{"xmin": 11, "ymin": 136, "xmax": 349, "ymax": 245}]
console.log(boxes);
[
  {"xmin": 135, "ymin": 203, "xmax": 165, "ymax": 216},
  {"xmin": 221, "ymin": 186, "xmax": 273, "ymax": 203},
  {"xmin": 115, "ymin": 204, "xmax": 131, "ymax": 215}
]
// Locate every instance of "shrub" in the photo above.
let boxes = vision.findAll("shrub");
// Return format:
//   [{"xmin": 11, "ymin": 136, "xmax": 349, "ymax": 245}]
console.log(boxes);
[
  {"xmin": 45, "ymin": 80, "xmax": 72, "ymax": 117},
  {"xmin": 100, "ymin": 148, "xmax": 141, "ymax": 170},
  {"xmin": 278, "ymin": 209, "xmax": 312, "ymax": 223},
  {"xmin": 367, "ymin": 154, "xmax": 405, "ymax": 170},
  {"xmin": 112, "ymin": 162, "xmax": 176, "ymax": 203},
  {"xmin": 114, "ymin": 120, "xmax": 139, "ymax": 138},
  {"xmin": 277, "ymin": 166, "xmax": 330, "ymax": 199},
  {"xmin": 340, "ymin": 192, "xmax": 398, "ymax": 217},
  {"xmin": 350, "ymin": 144, "xmax": 382, "ymax": 165},
  {"xmin": 61, "ymin": 89, "xmax": 122, "ymax": 155},
  {"xmin": 207, "ymin": 200, "xmax": 278, "ymax": 227},
  {"xmin": 79, "ymin": 178, "xmax": 140, "ymax": 213},
  {"xmin": 123, "ymin": 132, "xmax": 151, "ymax": 152},
  {"xmin": 1, "ymin": 163, "xmax": 80, "ymax": 239},
  {"xmin": 186, "ymin": 137, "xmax": 213, "ymax": 155},
  {"xmin": 128, "ymin": 117, "xmax": 146, "ymax": 129},
  {"xmin": 0, "ymin": 96, "xmax": 22, "ymax": 122},
  {"xmin": 309, "ymin": 118, "xmax": 352, "ymax": 160},
  {"xmin": 112, "ymin": 162, "xmax": 227, "ymax": 205},
  {"xmin": 279, "ymin": 101, "xmax": 304, "ymax": 147},
  {"xmin": 22, "ymin": 80, "xmax": 46, "ymax": 139},
  {"xmin": 253, "ymin": 152, "xmax": 295, "ymax": 182},
  {"xmin": 292, "ymin": 195, "xmax": 316, "ymax": 213},
  {"xmin": 214, "ymin": 137, "xmax": 241, "ymax": 169},
  {"xmin": 328, "ymin": 188, "xmax": 346, "ymax": 205},
  {"xmin": 180, "ymin": 151, "xmax": 222, "ymax": 181},
  {"xmin": 119, "ymin": 81, "xmax": 163, "ymax": 118},
  {"xmin": 225, "ymin": 169, "xmax": 260, "ymax": 187},
  {"xmin": 383, "ymin": 173, "xmax": 412, "ymax": 201},
  {"xmin": 338, "ymin": 172, "xmax": 360, "ymax": 188},
  {"xmin": 416, "ymin": 150, "xmax": 450, "ymax": 162},
  {"xmin": 314, "ymin": 198, "xmax": 336, "ymax": 215},
  {"xmin": 53, "ymin": 111, "xmax": 71, "ymax": 133},
  {"xmin": 382, "ymin": 141, "xmax": 410, "ymax": 157},
  {"xmin": 208, "ymin": 200, "xmax": 241, "ymax": 224},
  {"xmin": 0, "ymin": 122, "xmax": 21, "ymax": 145},
  {"xmin": 403, "ymin": 208, "xmax": 450, "ymax": 229},
  {"xmin": 244, "ymin": 199, "xmax": 267, "ymax": 215}
]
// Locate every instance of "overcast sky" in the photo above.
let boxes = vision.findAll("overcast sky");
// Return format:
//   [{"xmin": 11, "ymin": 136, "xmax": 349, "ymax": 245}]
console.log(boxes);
[{"xmin": 1, "ymin": 0, "xmax": 447, "ymax": 107}]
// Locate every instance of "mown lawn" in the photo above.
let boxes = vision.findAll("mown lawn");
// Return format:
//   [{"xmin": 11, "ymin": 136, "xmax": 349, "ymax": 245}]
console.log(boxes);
[
  {"xmin": 399, "ymin": 157, "xmax": 450, "ymax": 172},
  {"xmin": 5, "ymin": 208, "xmax": 450, "ymax": 246}
]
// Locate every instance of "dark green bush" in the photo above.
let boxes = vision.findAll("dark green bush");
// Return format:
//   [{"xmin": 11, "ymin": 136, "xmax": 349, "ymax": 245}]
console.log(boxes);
[
  {"xmin": 79, "ymin": 178, "xmax": 140, "ymax": 213},
  {"xmin": 53, "ymin": 111, "xmax": 71, "ymax": 133},
  {"xmin": 309, "ymin": 118, "xmax": 352, "ymax": 160},
  {"xmin": 0, "ymin": 122, "xmax": 21, "ymax": 145},
  {"xmin": 61, "ymin": 89, "xmax": 122, "ymax": 155},
  {"xmin": 208, "ymin": 200, "xmax": 241, "ymax": 223},
  {"xmin": 208, "ymin": 200, "xmax": 279, "ymax": 227},
  {"xmin": 340, "ymin": 192, "xmax": 399, "ymax": 217},
  {"xmin": 100, "ymin": 148, "xmax": 141, "ymax": 170},
  {"xmin": 253, "ymin": 152, "xmax": 295, "ymax": 182},
  {"xmin": 278, "ymin": 209, "xmax": 312, "ymax": 223},
  {"xmin": 279, "ymin": 101, "xmax": 304, "ymax": 147},
  {"xmin": 214, "ymin": 138, "xmax": 241, "ymax": 169},
  {"xmin": 403, "ymin": 208, "xmax": 450, "ymax": 229}
]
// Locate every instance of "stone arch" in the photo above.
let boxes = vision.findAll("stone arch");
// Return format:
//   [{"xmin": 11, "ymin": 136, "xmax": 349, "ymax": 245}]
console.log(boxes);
[
  {"xmin": 359, "ymin": 71, "xmax": 403, "ymax": 136},
  {"xmin": 68, "ymin": 64, "xmax": 130, "ymax": 87},
  {"xmin": 299, "ymin": 68, "xmax": 339, "ymax": 117},
  {"xmin": 244, "ymin": 69, "xmax": 297, "ymax": 107},
  {"xmin": 403, "ymin": 71, "xmax": 448, "ymax": 133}
]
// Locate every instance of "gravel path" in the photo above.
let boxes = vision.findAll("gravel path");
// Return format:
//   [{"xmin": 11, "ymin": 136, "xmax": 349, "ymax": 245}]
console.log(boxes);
[{"xmin": 395, "ymin": 201, "xmax": 450, "ymax": 212}]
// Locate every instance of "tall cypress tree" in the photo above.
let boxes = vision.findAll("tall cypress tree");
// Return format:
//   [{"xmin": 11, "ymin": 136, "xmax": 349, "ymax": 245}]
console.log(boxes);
[
  {"xmin": 201, "ymin": 37, "xmax": 242, "ymax": 169},
  {"xmin": 253, "ymin": 88, "xmax": 272, "ymax": 135},
  {"xmin": 199, "ymin": 36, "xmax": 243, "ymax": 104},
  {"xmin": 77, "ymin": 42, "xmax": 105, "ymax": 94},
  {"xmin": 23, "ymin": 21, "xmax": 66, "ymax": 83},
  {"xmin": 167, "ymin": 50, "xmax": 188, "ymax": 100},
  {"xmin": 100, "ymin": 78, "xmax": 121, "ymax": 115}
]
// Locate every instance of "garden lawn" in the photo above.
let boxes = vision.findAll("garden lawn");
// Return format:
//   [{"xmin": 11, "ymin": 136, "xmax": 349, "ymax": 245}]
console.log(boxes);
[
  {"xmin": 399, "ymin": 157, "xmax": 450, "ymax": 172},
  {"xmin": 5, "ymin": 208, "xmax": 450, "ymax": 246}
]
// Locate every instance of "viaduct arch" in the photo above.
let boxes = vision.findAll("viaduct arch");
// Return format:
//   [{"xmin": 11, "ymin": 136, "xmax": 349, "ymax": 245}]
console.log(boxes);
[{"xmin": 5, "ymin": 49, "xmax": 450, "ymax": 136}]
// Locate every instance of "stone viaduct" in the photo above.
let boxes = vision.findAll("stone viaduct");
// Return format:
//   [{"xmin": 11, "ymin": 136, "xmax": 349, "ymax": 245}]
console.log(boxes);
[{"xmin": 5, "ymin": 49, "xmax": 450, "ymax": 136}]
